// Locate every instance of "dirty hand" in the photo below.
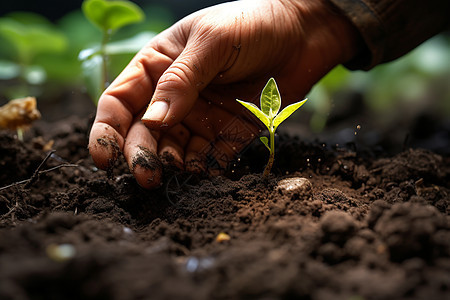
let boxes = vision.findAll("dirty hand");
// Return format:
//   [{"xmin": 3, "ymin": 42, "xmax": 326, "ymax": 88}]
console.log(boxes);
[{"xmin": 88, "ymin": 0, "xmax": 361, "ymax": 189}]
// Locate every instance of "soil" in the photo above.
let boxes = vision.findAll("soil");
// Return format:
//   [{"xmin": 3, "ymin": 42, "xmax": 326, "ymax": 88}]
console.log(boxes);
[{"xmin": 0, "ymin": 93, "xmax": 449, "ymax": 300}]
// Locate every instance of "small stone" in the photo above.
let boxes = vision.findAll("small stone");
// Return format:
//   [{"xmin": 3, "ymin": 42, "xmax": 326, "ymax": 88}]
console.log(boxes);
[
  {"xmin": 46, "ymin": 244, "xmax": 76, "ymax": 262},
  {"xmin": 277, "ymin": 177, "xmax": 312, "ymax": 199},
  {"xmin": 123, "ymin": 227, "xmax": 133, "ymax": 235},
  {"xmin": 216, "ymin": 232, "xmax": 231, "ymax": 243}
]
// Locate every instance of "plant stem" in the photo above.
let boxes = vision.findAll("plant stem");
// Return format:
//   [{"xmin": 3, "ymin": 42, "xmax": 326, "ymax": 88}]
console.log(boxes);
[
  {"xmin": 100, "ymin": 30, "xmax": 110, "ymax": 93},
  {"xmin": 17, "ymin": 128, "xmax": 24, "ymax": 141},
  {"xmin": 263, "ymin": 122, "xmax": 275, "ymax": 178},
  {"xmin": 18, "ymin": 64, "xmax": 32, "ymax": 98}
]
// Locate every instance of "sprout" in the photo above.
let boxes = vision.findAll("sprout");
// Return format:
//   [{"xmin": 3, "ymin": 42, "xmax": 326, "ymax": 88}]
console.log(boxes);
[
  {"xmin": 0, "ymin": 14, "xmax": 67, "ymax": 97},
  {"xmin": 237, "ymin": 78, "xmax": 307, "ymax": 177},
  {"xmin": 81, "ymin": 0, "xmax": 144, "ymax": 102}
]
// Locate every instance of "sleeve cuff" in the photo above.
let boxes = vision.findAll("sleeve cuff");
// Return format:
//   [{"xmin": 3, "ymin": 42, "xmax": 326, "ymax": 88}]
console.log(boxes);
[{"xmin": 328, "ymin": 0, "xmax": 385, "ymax": 70}]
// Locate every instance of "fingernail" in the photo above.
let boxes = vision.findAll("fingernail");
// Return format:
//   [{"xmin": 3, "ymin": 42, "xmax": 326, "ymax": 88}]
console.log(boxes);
[{"xmin": 142, "ymin": 101, "xmax": 168, "ymax": 122}]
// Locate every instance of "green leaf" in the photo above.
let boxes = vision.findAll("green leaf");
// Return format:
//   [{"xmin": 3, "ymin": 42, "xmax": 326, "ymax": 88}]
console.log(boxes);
[
  {"xmin": 260, "ymin": 136, "xmax": 270, "ymax": 151},
  {"xmin": 260, "ymin": 77, "xmax": 281, "ymax": 118},
  {"xmin": 27, "ymin": 26, "xmax": 67, "ymax": 56},
  {"xmin": 236, "ymin": 99, "xmax": 270, "ymax": 130},
  {"xmin": 82, "ymin": 0, "xmax": 144, "ymax": 33},
  {"xmin": 5, "ymin": 11, "xmax": 53, "ymax": 27},
  {"xmin": 80, "ymin": 53, "xmax": 103, "ymax": 104},
  {"xmin": 273, "ymin": 98, "xmax": 308, "ymax": 130},
  {"xmin": 78, "ymin": 31, "xmax": 156, "ymax": 60},
  {"xmin": 23, "ymin": 65, "xmax": 47, "ymax": 85},
  {"xmin": 0, "ymin": 18, "xmax": 67, "ymax": 64},
  {"xmin": 0, "ymin": 19, "xmax": 29, "ymax": 62},
  {"xmin": 104, "ymin": 31, "xmax": 156, "ymax": 55},
  {"xmin": 0, "ymin": 60, "xmax": 20, "ymax": 79}
]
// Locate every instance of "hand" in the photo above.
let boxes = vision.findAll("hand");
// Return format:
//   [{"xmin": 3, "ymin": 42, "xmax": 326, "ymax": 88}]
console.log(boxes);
[{"xmin": 88, "ymin": 0, "xmax": 361, "ymax": 188}]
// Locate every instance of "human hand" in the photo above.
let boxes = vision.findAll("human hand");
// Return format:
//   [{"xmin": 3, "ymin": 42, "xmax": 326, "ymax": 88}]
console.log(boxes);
[{"xmin": 88, "ymin": 0, "xmax": 361, "ymax": 188}]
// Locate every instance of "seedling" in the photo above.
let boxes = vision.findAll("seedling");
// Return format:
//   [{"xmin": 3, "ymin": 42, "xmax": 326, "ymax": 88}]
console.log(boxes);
[
  {"xmin": 81, "ymin": 0, "xmax": 144, "ymax": 101},
  {"xmin": 237, "ymin": 78, "xmax": 307, "ymax": 177},
  {"xmin": 0, "ymin": 14, "xmax": 67, "ymax": 98}
]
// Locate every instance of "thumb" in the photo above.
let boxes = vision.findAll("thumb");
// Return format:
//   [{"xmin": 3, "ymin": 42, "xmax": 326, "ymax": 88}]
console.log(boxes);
[{"xmin": 141, "ymin": 46, "xmax": 222, "ymax": 129}]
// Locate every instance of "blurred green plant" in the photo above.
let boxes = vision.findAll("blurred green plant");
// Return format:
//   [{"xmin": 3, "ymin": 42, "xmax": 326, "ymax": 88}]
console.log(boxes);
[
  {"xmin": 0, "ymin": 12, "xmax": 67, "ymax": 98},
  {"xmin": 80, "ymin": 0, "xmax": 146, "ymax": 104},
  {"xmin": 305, "ymin": 34, "xmax": 450, "ymax": 132},
  {"xmin": 0, "ymin": 2, "xmax": 173, "ymax": 104}
]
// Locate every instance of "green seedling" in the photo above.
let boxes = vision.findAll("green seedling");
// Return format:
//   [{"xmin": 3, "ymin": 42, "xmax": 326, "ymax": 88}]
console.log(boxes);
[
  {"xmin": 0, "ymin": 13, "xmax": 67, "ymax": 98},
  {"xmin": 81, "ymin": 0, "xmax": 144, "ymax": 101},
  {"xmin": 237, "ymin": 78, "xmax": 307, "ymax": 177}
]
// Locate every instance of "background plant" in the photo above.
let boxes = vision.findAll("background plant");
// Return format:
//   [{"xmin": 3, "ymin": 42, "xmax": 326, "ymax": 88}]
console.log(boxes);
[
  {"xmin": 0, "ymin": 12, "xmax": 67, "ymax": 98},
  {"xmin": 80, "ymin": 0, "xmax": 146, "ymax": 103},
  {"xmin": 304, "ymin": 34, "xmax": 450, "ymax": 133}
]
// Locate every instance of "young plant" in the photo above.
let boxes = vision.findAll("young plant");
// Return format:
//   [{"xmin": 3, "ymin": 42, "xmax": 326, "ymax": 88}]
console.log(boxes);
[
  {"xmin": 0, "ymin": 14, "xmax": 67, "ymax": 98},
  {"xmin": 81, "ymin": 0, "xmax": 144, "ymax": 102},
  {"xmin": 237, "ymin": 78, "xmax": 307, "ymax": 177}
]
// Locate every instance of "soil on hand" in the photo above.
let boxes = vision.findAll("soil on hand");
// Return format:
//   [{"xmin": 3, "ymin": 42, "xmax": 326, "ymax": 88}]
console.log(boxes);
[{"xmin": 0, "ymin": 99, "xmax": 449, "ymax": 300}]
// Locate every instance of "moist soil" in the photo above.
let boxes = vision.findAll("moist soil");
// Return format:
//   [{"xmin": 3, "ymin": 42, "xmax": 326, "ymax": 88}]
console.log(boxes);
[{"xmin": 0, "ymin": 94, "xmax": 449, "ymax": 300}]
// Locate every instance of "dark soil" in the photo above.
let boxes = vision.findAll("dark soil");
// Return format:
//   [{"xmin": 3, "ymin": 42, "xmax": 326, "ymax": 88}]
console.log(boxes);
[{"xmin": 0, "ymin": 94, "xmax": 449, "ymax": 300}]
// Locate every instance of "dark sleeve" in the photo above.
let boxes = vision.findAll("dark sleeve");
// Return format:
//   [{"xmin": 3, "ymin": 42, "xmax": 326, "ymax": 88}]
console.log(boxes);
[{"xmin": 328, "ymin": 0, "xmax": 450, "ymax": 70}]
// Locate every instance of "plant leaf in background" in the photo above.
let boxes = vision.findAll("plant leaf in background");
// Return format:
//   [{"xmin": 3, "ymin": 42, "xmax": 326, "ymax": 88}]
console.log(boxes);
[
  {"xmin": 104, "ymin": 31, "xmax": 156, "ymax": 55},
  {"xmin": 80, "ymin": 0, "xmax": 145, "ymax": 103},
  {"xmin": 82, "ymin": 0, "xmax": 144, "ymax": 33},
  {"xmin": 0, "ymin": 13, "xmax": 67, "ymax": 98},
  {"xmin": 78, "ymin": 31, "xmax": 155, "ymax": 104},
  {"xmin": 0, "ymin": 17, "xmax": 66, "ymax": 65},
  {"xmin": 0, "ymin": 61, "xmax": 20, "ymax": 80}
]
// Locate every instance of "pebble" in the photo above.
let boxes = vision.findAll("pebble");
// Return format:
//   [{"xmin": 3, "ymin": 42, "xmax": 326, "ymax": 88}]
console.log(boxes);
[
  {"xmin": 276, "ymin": 177, "xmax": 312, "ymax": 199},
  {"xmin": 216, "ymin": 232, "xmax": 231, "ymax": 243},
  {"xmin": 46, "ymin": 244, "xmax": 76, "ymax": 262},
  {"xmin": 123, "ymin": 227, "xmax": 134, "ymax": 235}
]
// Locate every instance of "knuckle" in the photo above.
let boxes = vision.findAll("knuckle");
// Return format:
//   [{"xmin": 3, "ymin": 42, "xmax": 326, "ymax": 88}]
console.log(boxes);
[{"xmin": 159, "ymin": 60, "xmax": 197, "ymax": 89}]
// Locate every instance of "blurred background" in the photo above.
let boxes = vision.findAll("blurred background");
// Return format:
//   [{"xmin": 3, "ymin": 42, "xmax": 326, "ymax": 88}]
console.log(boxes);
[{"xmin": 1, "ymin": 0, "xmax": 449, "ymax": 155}]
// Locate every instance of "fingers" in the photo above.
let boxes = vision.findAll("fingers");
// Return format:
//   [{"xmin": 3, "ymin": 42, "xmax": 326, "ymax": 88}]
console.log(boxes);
[
  {"xmin": 141, "ymin": 55, "xmax": 212, "ymax": 129},
  {"xmin": 184, "ymin": 136, "xmax": 209, "ymax": 174},
  {"xmin": 183, "ymin": 100, "xmax": 261, "ymax": 175},
  {"xmin": 141, "ymin": 24, "xmax": 235, "ymax": 130},
  {"xmin": 88, "ymin": 92, "xmax": 130, "ymax": 170},
  {"xmin": 89, "ymin": 122, "xmax": 123, "ymax": 171},
  {"xmin": 123, "ymin": 116, "xmax": 162, "ymax": 189},
  {"xmin": 184, "ymin": 132, "xmax": 254, "ymax": 176},
  {"xmin": 158, "ymin": 124, "xmax": 190, "ymax": 169},
  {"xmin": 89, "ymin": 46, "xmax": 173, "ymax": 175}
]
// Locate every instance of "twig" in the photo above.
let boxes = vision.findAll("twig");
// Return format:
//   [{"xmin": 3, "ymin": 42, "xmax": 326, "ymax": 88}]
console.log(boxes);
[
  {"xmin": 23, "ymin": 150, "xmax": 55, "ymax": 189},
  {"xmin": 0, "ymin": 151, "xmax": 79, "ymax": 192},
  {"xmin": 2, "ymin": 201, "xmax": 18, "ymax": 219},
  {"xmin": 0, "ymin": 164, "xmax": 79, "ymax": 191}
]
